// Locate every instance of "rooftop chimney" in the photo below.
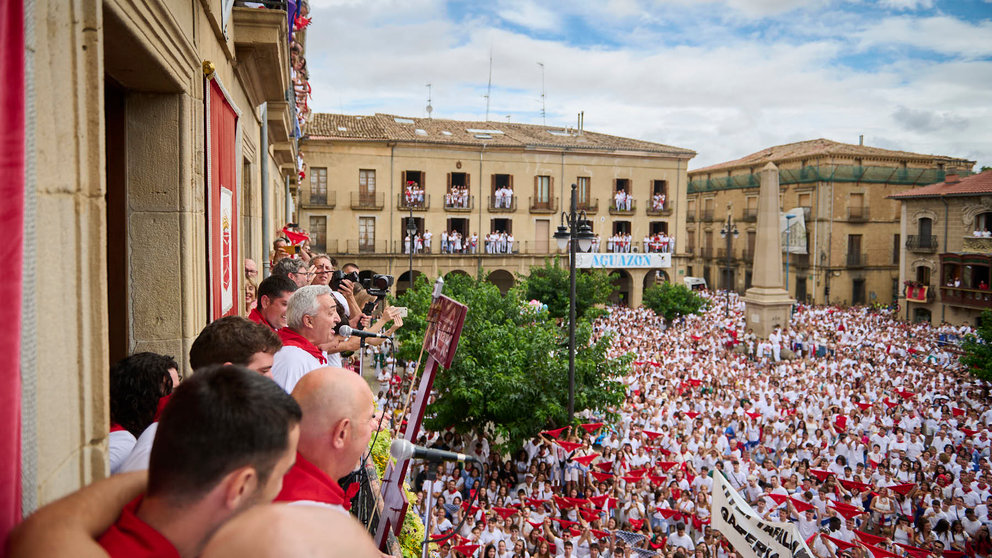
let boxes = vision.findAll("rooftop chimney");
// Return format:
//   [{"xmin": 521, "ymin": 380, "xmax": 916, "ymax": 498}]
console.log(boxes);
[{"xmin": 859, "ymin": 134, "xmax": 864, "ymax": 146}]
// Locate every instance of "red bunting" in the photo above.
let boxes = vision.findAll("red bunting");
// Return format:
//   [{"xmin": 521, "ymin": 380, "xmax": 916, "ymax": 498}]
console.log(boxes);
[{"xmin": 542, "ymin": 427, "xmax": 569, "ymax": 439}]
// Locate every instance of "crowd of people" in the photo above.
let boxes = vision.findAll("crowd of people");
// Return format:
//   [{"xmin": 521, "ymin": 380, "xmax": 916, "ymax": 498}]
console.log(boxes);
[
  {"xmin": 651, "ymin": 193, "xmax": 668, "ymax": 212},
  {"xmin": 442, "ymin": 231, "xmax": 480, "ymax": 254},
  {"xmin": 494, "ymin": 187, "xmax": 516, "ymax": 209},
  {"xmin": 643, "ymin": 234, "xmax": 675, "ymax": 254},
  {"xmin": 378, "ymin": 291, "xmax": 991, "ymax": 558},
  {"xmin": 405, "ymin": 181, "xmax": 427, "ymax": 207},
  {"xmin": 615, "ymin": 189, "xmax": 634, "ymax": 211},
  {"xmin": 447, "ymin": 187, "xmax": 472, "ymax": 209}
]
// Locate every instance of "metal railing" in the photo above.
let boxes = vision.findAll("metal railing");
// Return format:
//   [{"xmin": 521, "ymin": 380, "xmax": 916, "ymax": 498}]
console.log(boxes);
[
  {"xmin": 742, "ymin": 207, "xmax": 758, "ymax": 222},
  {"xmin": 846, "ymin": 252, "xmax": 868, "ymax": 267},
  {"xmin": 350, "ymin": 192, "xmax": 384, "ymax": 210},
  {"xmin": 847, "ymin": 206, "xmax": 870, "ymax": 221},
  {"xmin": 646, "ymin": 201, "xmax": 671, "ymax": 216},
  {"xmin": 303, "ymin": 191, "xmax": 336, "ymax": 208},
  {"xmin": 687, "ymin": 213, "xmax": 696, "ymax": 222},
  {"xmin": 577, "ymin": 198, "xmax": 599, "ymax": 213},
  {"xmin": 443, "ymin": 194, "xmax": 474, "ymax": 211},
  {"xmin": 488, "ymin": 196, "xmax": 518, "ymax": 212},
  {"xmin": 701, "ymin": 209, "xmax": 714, "ymax": 221},
  {"xmin": 397, "ymin": 193, "xmax": 430, "ymax": 211},
  {"xmin": 234, "ymin": 0, "xmax": 287, "ymax": 8},
  {"xmin": 941, "ymin": 286, "xmax": 992, "ymax": 309},
  {"xmin": 906, "ymin": 235, "xmax": 938, "ymax": 252},
  {"xmin": 529, "ymin": 197, "xmax": 558, "ymax": 213},
  {"xmin": 700, "ymin": 246, "xmax": 714, "ymax": 258},
  {"xmin": 608, "ymin": 199, "xmax": 637, "ymax": 215}
]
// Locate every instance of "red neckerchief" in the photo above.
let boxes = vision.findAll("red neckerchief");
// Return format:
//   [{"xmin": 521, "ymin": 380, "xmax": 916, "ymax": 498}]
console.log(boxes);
[
  {"xmin": 153, "ymin": 394, "xmax": 172, "ymax": 422},
  {"xmin": 98, "ymin": 497, "xmax": 180, "ymax": 558},
  {"xmin": 248, "ymin": 307, "xmax": 276, "ymax": 331},
  {"xmin": 110, "ymin": 423, "xmax": 128, "ymax": 433},
  {"xmin": 275, "ymin": 452, "xmax": 348, "ymax": 508},
  {"xmin": 278, "ymin": 328, "xmax": 326, "ymax": 365}
]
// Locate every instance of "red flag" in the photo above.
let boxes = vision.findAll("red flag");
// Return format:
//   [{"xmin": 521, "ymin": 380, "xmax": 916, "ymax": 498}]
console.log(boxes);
[
  {"xmin": 746, "ymin": 411, "xmax": 762, "ymax": 420},
  {"xmin": 823, "ymin": 535, "xmax": 857, "ymax": 551},
  {"xmin": 888, "ymin": 483, "xmax": 915, "ymax": 496},
  {"xmin": 492, "ymin": 507, "xmax": 517, "ymax": 520},
  {"xmin": 855, "ymin": 402, "xmax": 873, "ymax": 411},
  {"xmin": 569, "ymin": 497, "xmax": 591, "ymax": 508},
  {"xmin": 628, "ymin": 467, "xmax": 647, "ymax": 477},
  {"xmin": 863, "ymin": 545, "xmax": 902, "ymax": 558},
  {"xmin": 854, "ymin": 530, "xmax": 889, "ymax": 546},
  {"xmin": 649, "ymin": 475, "xmax": 668, "ymax": 487},
  {"xmin": 685, "ymin": 411, "xmax": 700, "ymax": 419},
  {"xmin": 789, "ymin": 498, "xmax": 815, "ymax": 512},
  {"xmin": 589, "ymin": 494, "xmax": 610, "ymax": 508},
  {"xmin": 882, "ymin": 398, "xmax": 899, "ymax": 409},
  {"xmin": 628, "ymin": 518, "xmax": 645, "ymax": 531},
  {"xmin": 591, "ymin": 529, "xmax": 612, "ymax": 539},
  {"xmin": 281, "ymin": 227, "xmax": 310, "ymax": 244},
  {"xmin": 596, "ymin": 461, "xmax": 614, "ymax": 473},
  {"xmin": 642, "ymin": 429, "xmax": 663, "ymax": 440},
  {"xmin": 542, "ymin": 427, "xmax": 569, "ymax": 439},
  {"xmin": 658, "ymin": 461, "xmax": 678, "ymax": 472},
  {"xmin": 809, "ymin": 469, "xmax": 834, "ymax": 482},
  {"xmin": 766, "ymin": 493, "xmax": 789, "ymax": 506},
  {"xmin": 656, "ymin": 508, "xmax": 680, "ymax": 519},
  {"xmin": 960, "ymin": 428, "xmax": 978, "ymax": 437},
  {"xmin": 896, "ymin": 389, "xmax": 915, "ymax": 400},
  {"xmin": 829, "ymin": 504, "xmax": 865, "ymax": 520},
  {"xmin": 580, "ymin": 508, "xmax": 602, "ymax": 522},
  {"xmin": 622, "ymin": 475, "xmax": 645, "ymax": 484},
  {"xmin": 453, "ymin": 544, "xmax": 481, "ymax": 556},
  {"xmin": 430, "ymin": 531, "xmax": 453, "ymax": 541},
  {"xmin": 573, "ymin": 453, "xmax": 598, "ymax": 466},
  {"xmin": 591, "ymin": 471, "xmax": 614, "ymax": 482},
  {"xmin": 951, "ymin": 407, "xmax": 965, "ymax": 417},
  {"xmin": 555, "ymin": 440, "xmax": 584, "ymax": 453},
  {"xmin": 839, "ymin": 479, "xmax": 873, "ymax": 492},
  {"xmin": 579, "ymin": 422, "xmax": 604, "ymax": 434},
  {"xmin": 554, "ymin": 495, "xmax": 575, "ymax": 509}
]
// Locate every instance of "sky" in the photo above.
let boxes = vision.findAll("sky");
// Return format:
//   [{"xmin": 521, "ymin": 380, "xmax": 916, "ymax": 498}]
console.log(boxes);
[{"xmin": 303, "ymin": 0, "xmax": 992, "ymax": 170}]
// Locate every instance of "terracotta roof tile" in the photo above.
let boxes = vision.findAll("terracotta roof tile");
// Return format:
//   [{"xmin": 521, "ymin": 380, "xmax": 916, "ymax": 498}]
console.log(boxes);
[
  {"xmin": 306, "ymin": 113, "xmax": 695, "ymax": 157},
  {"xmin": 889, "ymin": 170, "xmax": 992, "ymax": 199},
  {"xmin": 689, "ymin": 138, "xmax": 971, "ymax": 174}
]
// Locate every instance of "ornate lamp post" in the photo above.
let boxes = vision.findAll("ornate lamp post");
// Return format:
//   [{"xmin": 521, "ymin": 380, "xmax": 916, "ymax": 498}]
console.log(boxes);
[
  {"xmin": 720, "ymin": 213, "xmax": 739, "ymax": 318},
  {"xmin": 553, "ymin": 183, "xmax": 595, "ymax": 425}
]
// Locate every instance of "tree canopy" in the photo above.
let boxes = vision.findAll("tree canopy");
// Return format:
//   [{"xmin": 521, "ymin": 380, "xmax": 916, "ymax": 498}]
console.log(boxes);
[
  {"xmin": 519, "ymin": 257, "xmax": 616, "ymax": 321},
  {"xmin": 960, "ymin": 310, "xmax": 992, "ymax": 384},
  {"xmin": 642, "ymin": 282, "xmax": 708, "ymax": 322},
  {"xmin": 393, "ymin": 272, "xmax": 629, "ymax": 454}
]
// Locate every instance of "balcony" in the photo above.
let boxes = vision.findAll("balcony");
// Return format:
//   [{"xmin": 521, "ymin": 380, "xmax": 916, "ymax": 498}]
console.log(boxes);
[
  {"xmin": 488, "ymin": 196, "xmax": 517, "ymax": 213},
  {"xmin": 846, "ymin": 252, "xmax": 868, "ymax": 267},
  {"xmin": 700, "ymin": 246, "xmax": 714, "ymax": 259},
  {"xmin": 300, "ymin": 191, "xmax": 336, "ymax": 209},
  {"xmin": 608, "ymin": 199, "xmax": 637, "ymax": 216},
  {"xmin": 716, "ymin": 248, "xmax": 737, "ymax": 261},
  {"xmin": 529, "ymin": 197, "xmax": 558, "ymax": 214},
  {"xmin": 351, "ymin": 192, "xmax": 384, "ymax": 210},
  {"xmin": 906, "ymin": 235, "xmax": 938, "ymax": 253},
  {"xmin": 231, "ymin": 3, "xmax": 291, "ymax": 107},
  {"xmin": 741, "ymin": 208, "xmax": 758, "ymax": 222},
  {"xmin": 742, "ymin": 249, "xmax": 754, "ymax": 262},
  {"xmin": 397, "ymin": 193, "xmax": 430, "ymax": 211},
  {"xmin": 940, "ymin": 286, "xmax": 992, "ymax": 310},
  {"xmin": 687, "ymin": 213, "xmax": 697, "ymax": 223},
  {"xmin": 701, "ymin": 209, "xmax": 714, "ymax": 221},
  {"xmin": 577, "ymin": 198, "xmax": 599, "ymax": 214},
  {"xmin": 443, "ymin": 194, "xmax": 473, "ymax": 212},
  {"xmin": 787, "ymin": 253, "xmax": 810, "ymax": 268},
  {"xmin": 847, "ymin": 206, "xmax": 870, "ymax": 222},
  {"xmin": 962, "ymin": 236, "xmax": 992, "ymax": 255},
  {"xmin": 645, "ymin": 201, "xmax": 672, "ymax": 217}
]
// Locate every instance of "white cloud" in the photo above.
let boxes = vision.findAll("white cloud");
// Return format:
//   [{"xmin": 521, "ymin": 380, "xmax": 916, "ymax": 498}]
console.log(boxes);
[
  {"xmin": 878, "ymin": 0, "xmax": 935, "ymax": 9},
  {"xmin": 301, "ymin": 1, "xmax": 992, "ymax": 171},
  {"xmin": 495, "ymin": 0, "xmax": 563, "ymax": 32}
]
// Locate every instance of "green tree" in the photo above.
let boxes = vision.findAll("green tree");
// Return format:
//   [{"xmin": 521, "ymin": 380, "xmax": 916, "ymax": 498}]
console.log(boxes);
[
  {"xmin": 642, "ymin": 282, "xmax": 708, "ymax": 321},
  {"xmin": 520, "ymin": 257, "xmax": 617, "ymax": 320},
  {"xmin": 960, "ymin": 310, "xmax": 992, "ymax": 385},
  {"xmin": 393, "ymin": 273, "xmax": 629, "ymax": 454}
]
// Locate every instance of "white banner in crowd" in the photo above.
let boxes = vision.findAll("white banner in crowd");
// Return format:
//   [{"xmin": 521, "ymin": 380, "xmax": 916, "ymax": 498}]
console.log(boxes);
[
  {"xmin": 780, "ymin": 208, "xmax": 808, "ymax": 255},
  {"xmin": 711, "ymin": 472, "xmax": 814, "ymax": 558},
  {"xmin": 575, "ymin": 252, "xmax": 671, "ymax": 269}
]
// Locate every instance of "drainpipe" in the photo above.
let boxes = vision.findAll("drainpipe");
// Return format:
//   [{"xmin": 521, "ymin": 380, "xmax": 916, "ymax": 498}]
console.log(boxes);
[
  {"xmin": 260, "ymin": 103, "xmax": 271, "ymax": 277},
  {"xmin": 285, "ymin": 175, "xmax": 291, "ymax": 224},
  {"xmin": 478, "ymin": 144, "xmax": 485, "ymax": 278},
  {"xmin": 941, "ymin": 195, "xmax": 949, "ymax": 323}
]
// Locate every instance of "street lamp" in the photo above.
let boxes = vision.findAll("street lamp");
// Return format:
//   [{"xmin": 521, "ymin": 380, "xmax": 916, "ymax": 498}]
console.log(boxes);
[
  {"xmin": 407, "ymin": 206, "xmax": 416, "ymax": 292},
  {"xmin": 784, "ymin": 214, "xmax": 796, "ymax": 293},
  {"xmin": 719, "ymin": 213, "xmax": 739, "ymax": 318},
  {"xmin": 553, "ymin": 183, "xmax": 594, "ymax": 425}
]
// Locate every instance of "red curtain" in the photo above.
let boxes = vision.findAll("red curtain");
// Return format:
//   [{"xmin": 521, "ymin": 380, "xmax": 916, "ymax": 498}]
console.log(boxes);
[{"xmin": 0, "ymin": 0, "xmax": 25, "ymax": 540}]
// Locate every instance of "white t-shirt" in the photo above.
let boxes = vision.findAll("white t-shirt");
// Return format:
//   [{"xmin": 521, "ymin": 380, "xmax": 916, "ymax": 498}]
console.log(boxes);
[
  {"xmin": 109, "ymin": 429, "xmax": 137, "ymax": 475},
  {"xmin": 272, "ymin": 345, "xmax": 329, "ymax": 393},
  {"xmin": 118, "ymin": 422, "xmax": 158, "ymax": 473}
]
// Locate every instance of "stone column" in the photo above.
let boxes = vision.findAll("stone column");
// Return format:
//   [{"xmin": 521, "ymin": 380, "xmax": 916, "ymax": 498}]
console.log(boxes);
[{"xmin": 743, "ymin": 162, "xmax": 794, "ymax": 338}]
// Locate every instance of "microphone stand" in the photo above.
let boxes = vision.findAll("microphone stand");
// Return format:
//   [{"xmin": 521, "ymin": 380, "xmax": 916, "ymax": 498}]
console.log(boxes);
[{"xmin": 421, "ymin": 467, "xmax": 436, "ymax": 558}]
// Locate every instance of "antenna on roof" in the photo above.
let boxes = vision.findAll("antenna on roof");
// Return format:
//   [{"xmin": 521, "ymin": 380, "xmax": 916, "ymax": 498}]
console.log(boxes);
[
  {"xmin": 537, "ymin": 62, "xmax": 546, "ymax": 126},
  {"xmin": 485, "ymin": 49, "xmax": 493, "ymax": 121},
  {"xmin": 426, "ymin": 83, "xmax": 433, "ymax": 118}
]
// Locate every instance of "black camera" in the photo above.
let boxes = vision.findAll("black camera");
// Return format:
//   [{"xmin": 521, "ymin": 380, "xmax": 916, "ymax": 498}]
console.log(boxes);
[
  {"xmin": 329, "ymin": 270, "xmax": 359, "ymax": 291},
  {"xmin": 362, "ymin": 274, "xmax": 394, "ymax": 298}
]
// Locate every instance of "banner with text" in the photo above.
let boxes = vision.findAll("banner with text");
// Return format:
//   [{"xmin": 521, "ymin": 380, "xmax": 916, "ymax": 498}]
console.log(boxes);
[
  {"xmin": 576, "ymin": 252, "xmax": 671, "ymax": 269},
  {"xmin": 712, "ymin": 472, "xmax": 814, "ymax": 558}
]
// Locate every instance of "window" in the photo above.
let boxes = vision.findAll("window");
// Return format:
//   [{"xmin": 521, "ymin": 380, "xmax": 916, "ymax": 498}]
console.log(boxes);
[
  {"xmin": 649, "ymin": 222, "xmax": 668, "ymax": 235},
  {"xmin": 614, "ymin": 178, "xmax": 630, "ymax": 194},
  {"xmin": 613, "ymin": 221, "xmax": 631, "ymax": 235},
  {"xmin": 311, "ymin": 167, "xmax": 328, "ymax": 204},
  {"xmin": 798, "ymin": 192, "xmax": 811, "ymax": 209},
  {"xmin": 847, "ymin": 234, "xmax": 863, "ymax": 265},
  {"xmin": 359, "ymin": 169, "xmax": 375, "ymax": 194},
  {"xmin": 918, "ymin": 217, "xmax": 933, "ymax": 238},
  {"xmin": 577, "ymin": 177, "xmax": 590, "ymax": 204},
  {"xmin": 747, "ymin": 231, "xmax": 756, "ymax": 259},
  {"xmin": 401, "ymin": 170, "xmax": 423, "ymax": 188},
  {"xmin": 978, "ymin": 212, "xmax": 992, "ymax": 234},
  {"xmin": 534, "ymin": 175, "xmax": 551, "ymax": 204},
  {"xmin": 652, "ymin": 180, "xmax": 667, "ymax": 196},
  {"xmin": 852, "ymin": 279, "xmax": 866, "ymax": 305},
  {"xmin": 916, "ymin": 266, "xmax": 931, "ymax": 285},
  {"xmin": 893, "ymin": 234, "xmax": 900, "ymax": 264},
  {"xmin": 448, "ymin": 172, "xmax": 469, "ymax": 191},
  {"xmin": 490, "ymin": 218, "xmax": 512, "ymax": 234},
  {"xmin": 359, "ymin": 217, "xmax": 375, "ymax": 253},
  {"xmin": 309, "ymin": 216, "xmax": 327, "ymax": 252},
  {"xmin": 687, "ymin": 231, "xmax": 695, "ymax": 253}
]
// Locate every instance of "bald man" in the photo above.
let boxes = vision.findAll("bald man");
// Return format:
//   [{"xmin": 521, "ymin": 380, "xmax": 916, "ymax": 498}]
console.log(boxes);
[
  {"xmin": 201, "ymin": 504, "xmax": 379, "ymax": 558},
  {"xmin": 275, "ymin": 366, "xmax": 377, "ymax": 511}
]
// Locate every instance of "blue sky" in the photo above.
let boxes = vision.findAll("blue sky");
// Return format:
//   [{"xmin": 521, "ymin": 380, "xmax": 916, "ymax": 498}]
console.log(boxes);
[{"xmin": 304, "ymin": 0, "xmax": 992, "ymax": 169}]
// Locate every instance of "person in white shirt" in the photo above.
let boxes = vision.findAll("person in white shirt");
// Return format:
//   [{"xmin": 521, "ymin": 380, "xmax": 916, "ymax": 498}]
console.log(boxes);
[{"xmin": 271, "ymin": 285, "xmax": 340, "ymax": 394}]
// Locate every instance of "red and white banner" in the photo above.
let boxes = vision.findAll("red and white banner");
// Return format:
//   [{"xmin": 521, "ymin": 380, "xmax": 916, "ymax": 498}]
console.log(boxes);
[
  {"xmin": 207, "ymin": 79, "xmax": 239, "ymax": 319},
  {"xmin": 0, "ymin": 0, "xmax": 25, "ymax": 540}
]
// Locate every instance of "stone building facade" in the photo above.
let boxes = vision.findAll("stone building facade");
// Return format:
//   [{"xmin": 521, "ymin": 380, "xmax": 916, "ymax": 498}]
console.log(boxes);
[
  {"xmin": 686, "ymin": 139, "xmax": 973, "ymax": 306},
  {"xmin": 299, "ymin": 113, "xmax": 695, "ymax": 307},
  {"xmin": 19, "ymin": 0, "xmax": 302, "ymax": 512},
  {"xmin": 890, "ymin": 171, "xmax": 992, "ymax": 326}
]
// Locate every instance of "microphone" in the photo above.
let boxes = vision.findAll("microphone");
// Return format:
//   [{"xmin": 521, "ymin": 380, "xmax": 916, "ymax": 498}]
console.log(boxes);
[
  {"xmin": 338, "ymin": 325, "xmax": 392, "ymax": 340},
  {"xmin": 390, "ymin": 439, "xmax": 479, "ymax": 463}
]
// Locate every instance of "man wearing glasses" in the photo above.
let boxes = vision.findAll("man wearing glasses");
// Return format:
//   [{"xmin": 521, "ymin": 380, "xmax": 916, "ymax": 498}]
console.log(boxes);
[{"xmin": 272, "ymin": 258, "xmax": 311, "ymax": 288}]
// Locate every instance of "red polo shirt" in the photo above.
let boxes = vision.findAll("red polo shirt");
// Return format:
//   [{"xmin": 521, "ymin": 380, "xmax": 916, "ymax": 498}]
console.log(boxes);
[{"xmin": 98, "ymin": 497, "xmax": 179, "ymax": 558}]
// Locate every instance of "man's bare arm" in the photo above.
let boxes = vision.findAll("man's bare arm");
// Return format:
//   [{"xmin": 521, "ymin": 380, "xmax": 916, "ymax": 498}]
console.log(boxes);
[{"xmin": 7, "ymin": 471, "xmax": 147, "ymax": 558}]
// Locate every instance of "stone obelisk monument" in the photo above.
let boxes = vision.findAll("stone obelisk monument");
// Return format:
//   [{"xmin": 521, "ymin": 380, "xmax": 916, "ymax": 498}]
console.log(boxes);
[{"xmin": 743, "ymin": 162, "xmax": 794, "ymax": 338}]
